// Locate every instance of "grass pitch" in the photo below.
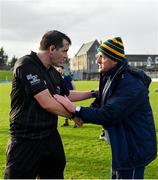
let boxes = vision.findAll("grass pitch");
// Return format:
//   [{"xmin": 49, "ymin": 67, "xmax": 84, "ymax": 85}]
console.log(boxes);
[{"xmin": 0, "ymin": 81, "xmax": 158, "ymax": 179}]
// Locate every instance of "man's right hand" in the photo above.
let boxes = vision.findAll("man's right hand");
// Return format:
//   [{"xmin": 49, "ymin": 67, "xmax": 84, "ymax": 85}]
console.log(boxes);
[{"xmin": 54, "ymin": 94, "xmax": 76, "ymax": 113}]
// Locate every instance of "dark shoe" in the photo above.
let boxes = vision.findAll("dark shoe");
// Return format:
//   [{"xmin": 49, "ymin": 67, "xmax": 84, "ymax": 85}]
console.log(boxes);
[
  {"xmin": 99, "ymin": 130, "xmax": 107, "ymax": 140},
  {"xmin": 61, "ymin": 123, "xmax": 69, "ymax": 127},
  {"xmin": 99, "ymin": 134, "xmax": 107, "ymax": 140},
  {"xmin": 73, "ymin": 124, "xmax": 78, "ymax": 128}
]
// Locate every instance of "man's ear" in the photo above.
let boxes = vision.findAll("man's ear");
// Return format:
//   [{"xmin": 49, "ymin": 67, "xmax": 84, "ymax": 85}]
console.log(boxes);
[
  {"xmin": 50, "ymin": 45, "xmax": 55, "ymax": 52},
  {"xmin": 113, "ymin": 61, "xmax": 118, "ymax": 66},
  {"xmin": 111, "ymin": 60, "xmax": 118, "ymax": 68}
]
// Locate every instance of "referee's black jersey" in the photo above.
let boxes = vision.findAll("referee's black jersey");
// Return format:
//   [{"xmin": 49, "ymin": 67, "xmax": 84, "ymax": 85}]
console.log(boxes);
[{"xmin": 10, "ymin": 51, "xmax": 69, "ymax": 139}]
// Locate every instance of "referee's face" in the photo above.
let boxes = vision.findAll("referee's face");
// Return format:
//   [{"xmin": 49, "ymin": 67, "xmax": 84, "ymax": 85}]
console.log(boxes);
[{"xmin": 50, "ymin": 39, "xmax": 70, "ymax": 67}]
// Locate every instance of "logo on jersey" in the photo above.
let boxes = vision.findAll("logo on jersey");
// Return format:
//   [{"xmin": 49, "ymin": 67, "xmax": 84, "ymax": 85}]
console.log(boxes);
[{"xmin": 26, "ymin": 74, "xmax": 41, "ymax": 85}]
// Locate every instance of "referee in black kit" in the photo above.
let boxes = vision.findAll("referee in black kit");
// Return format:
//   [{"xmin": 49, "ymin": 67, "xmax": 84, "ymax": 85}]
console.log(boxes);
[{"xmin": 4, "ymin": 30, "xmax": 96, "ymax": 179}]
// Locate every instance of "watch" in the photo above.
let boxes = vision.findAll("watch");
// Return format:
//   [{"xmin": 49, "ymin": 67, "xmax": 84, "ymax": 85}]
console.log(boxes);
[
  {"xmin": 75, "ymin": 106, "xmax": 81, "ymax": 112},
  {"xmin": 69, "ymin": 106, "xmax": 81, "ymax": 120}
]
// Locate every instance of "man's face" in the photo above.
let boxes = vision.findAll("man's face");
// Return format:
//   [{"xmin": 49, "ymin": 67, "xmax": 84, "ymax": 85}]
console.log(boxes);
[
  {"xmin": 50, "ymin": 39, "xmax": 70, "ymax": 67},
  {"xmin": 96, "ymin": 52, "xmax": 118, "ymax": 73}
]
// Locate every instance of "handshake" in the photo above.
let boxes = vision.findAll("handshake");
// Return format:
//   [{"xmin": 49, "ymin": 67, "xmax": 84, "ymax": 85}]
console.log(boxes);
[{"xmin": 54, "ymin": 94, "xmax": 84, "ymax": 126}]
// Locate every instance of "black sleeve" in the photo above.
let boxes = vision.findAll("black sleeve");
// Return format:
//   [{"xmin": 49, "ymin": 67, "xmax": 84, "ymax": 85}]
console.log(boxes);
[
  {"xmin": 59, "ymin": 74, "xmax": 70, "ymax": 96},
  {"xmin": 15, "ymin": 63, "xmax": 47, "ymax": 96}
]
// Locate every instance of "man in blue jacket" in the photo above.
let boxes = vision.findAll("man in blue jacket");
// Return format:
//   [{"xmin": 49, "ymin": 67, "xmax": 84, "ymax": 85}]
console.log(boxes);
[{"xmin": 54, "ymin": 37, "xmax": 157, "ymax": 179}]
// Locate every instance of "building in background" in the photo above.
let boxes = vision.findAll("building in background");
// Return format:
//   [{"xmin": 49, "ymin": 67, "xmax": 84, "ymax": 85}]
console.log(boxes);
[
  {"xmin": 126, "ymin": 54, "xmax": 158, "ymax": 70},
  {"xmin": 70, "ymin": 40, "xmax": 100, "ymax": 80}
]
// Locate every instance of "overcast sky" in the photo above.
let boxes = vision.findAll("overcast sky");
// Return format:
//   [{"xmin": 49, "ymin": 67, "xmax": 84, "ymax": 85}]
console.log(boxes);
[{"xmin": 0, "ymin": 0, "xmax": 158, "ymax": 59}]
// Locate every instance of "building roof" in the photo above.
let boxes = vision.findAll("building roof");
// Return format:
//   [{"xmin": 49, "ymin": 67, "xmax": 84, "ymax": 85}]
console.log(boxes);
[{"xmin": 75, "ymin": 40, "xmax": 97, "ymax": 56}]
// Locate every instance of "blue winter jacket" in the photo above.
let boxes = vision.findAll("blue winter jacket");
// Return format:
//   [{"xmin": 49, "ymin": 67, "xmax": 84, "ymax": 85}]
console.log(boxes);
[{"xmin": 77, "ymin": 61, "xmax": 157, "ymax": 170}]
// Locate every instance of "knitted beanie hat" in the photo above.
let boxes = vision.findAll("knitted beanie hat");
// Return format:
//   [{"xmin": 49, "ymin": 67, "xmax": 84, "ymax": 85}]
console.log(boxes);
[{"xmin": 97, "ymin": 37, "xmax": 125, "ymax": 62}]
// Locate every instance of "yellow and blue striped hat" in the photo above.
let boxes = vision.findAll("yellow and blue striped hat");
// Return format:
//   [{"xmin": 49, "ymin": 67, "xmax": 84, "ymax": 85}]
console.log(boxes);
[{"xmin": 98, "ymin": 37, "xmax": 125, "ymax": 62}]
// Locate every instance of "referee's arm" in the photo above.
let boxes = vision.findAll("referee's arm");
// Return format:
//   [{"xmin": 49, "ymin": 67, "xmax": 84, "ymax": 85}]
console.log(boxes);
[{"xmin": 34, "ymin": 89, "xmax": 72, "ymax": 118}]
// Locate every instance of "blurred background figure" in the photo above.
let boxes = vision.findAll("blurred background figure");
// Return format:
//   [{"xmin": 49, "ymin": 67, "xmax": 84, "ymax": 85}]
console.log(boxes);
[
  {"xmin": 99, "ymin": 128, "xmax": 107, "ymax": 140},
  {"xmin": 56, "ymin": 66, "xmax": 78, "ymax": 128}
]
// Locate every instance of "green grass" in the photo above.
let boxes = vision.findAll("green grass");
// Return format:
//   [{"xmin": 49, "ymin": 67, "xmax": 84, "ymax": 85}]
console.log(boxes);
[
  {"xmin": 0, "ymin": 83, "xmax": 11, "ymax": 178},
  {"xmin": 0, "ymin": 81, "xmax": 158, "ymax": 179},
  {"xmin": 0, "ymin": 70, "xmax": 13, "ymax": 81}
]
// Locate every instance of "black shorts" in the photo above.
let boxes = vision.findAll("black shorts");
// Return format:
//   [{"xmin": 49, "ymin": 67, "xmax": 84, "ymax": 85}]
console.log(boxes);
[{"xmin": 4, "ymin": 129, "xmax": 66, "ymax": 179}]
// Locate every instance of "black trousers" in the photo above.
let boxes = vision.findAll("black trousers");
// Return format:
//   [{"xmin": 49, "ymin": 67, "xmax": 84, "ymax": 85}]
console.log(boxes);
[{"xmin": 4, "ymin": 129, "xmax": 66, "ymax": 179}]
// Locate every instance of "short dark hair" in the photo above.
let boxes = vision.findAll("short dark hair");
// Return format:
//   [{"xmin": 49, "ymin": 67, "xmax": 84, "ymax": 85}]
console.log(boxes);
[{"xmin": 39, "ymin": 30, "xmax": 71, "ymax": 50}]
